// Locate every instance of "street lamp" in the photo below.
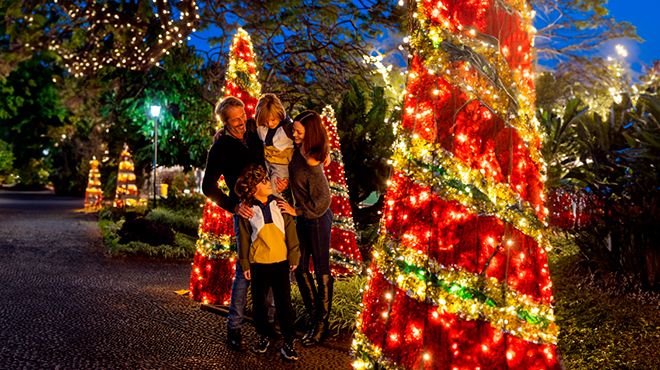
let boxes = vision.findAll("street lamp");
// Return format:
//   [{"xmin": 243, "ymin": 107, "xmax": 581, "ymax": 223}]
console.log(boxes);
[{"xmin": 150, "ymin": 105, "xmax": 161, "ymax": 207}]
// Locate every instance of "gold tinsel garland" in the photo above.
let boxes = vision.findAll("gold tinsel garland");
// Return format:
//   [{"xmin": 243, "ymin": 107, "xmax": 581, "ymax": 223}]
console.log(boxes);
[
  {"xmin": 392, "ymin": 135, "xmax": 550, "ymax": 251},
  {"xmin": 372, "ymin": 237, "xmax": 558, "ymax": 345}
]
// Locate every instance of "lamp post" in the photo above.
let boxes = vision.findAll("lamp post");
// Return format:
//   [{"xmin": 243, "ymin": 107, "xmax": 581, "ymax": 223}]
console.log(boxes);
[{"xmin": 150, "ymin": 105, "xmax": 161, "ymax": 207}]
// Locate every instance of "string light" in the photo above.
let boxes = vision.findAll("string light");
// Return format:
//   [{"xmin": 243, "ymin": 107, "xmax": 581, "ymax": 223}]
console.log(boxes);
[
  {"xmin": 351, "ymin": 0, "xmax": 559, "ymax": 368},
  {"xmin": 189, "ymin": 28, "xmax": 261, "ymax": 305},
  {"xmin": 113, "ymin": 144, "xmax": 141, "ymax": 208},
  {"xmin": 21, "ymin": 1, "xmax": 201, "ymax": 77},
  {"xmin": 321, "ymin": 106, "xmax": 363, "ymax": 275}
]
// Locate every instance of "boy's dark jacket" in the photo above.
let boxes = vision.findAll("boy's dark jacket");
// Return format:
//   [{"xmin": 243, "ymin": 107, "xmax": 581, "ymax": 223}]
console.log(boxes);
[{"xmin": 237, "ymin": 195, "xmax": 300, "ymax": 272}]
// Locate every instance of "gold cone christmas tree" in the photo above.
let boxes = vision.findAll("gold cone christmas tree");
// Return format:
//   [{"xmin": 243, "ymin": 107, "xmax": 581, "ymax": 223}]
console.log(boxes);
[
  {"xmin": 84, "ymin": 156, "xmax": 103, "ymax": 210},
  {"xmin": 190, "ymin": 28, "xmax": 262, "ymax": 305},
  {"xmin": 113, "ymin": 144, "xmax": 139, "ymax": 208}
]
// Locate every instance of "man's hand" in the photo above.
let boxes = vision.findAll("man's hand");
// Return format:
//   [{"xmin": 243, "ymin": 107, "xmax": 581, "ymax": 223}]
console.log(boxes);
[
  {"xmin": 274, "ymin": 177, "xmax": 289, "ymax": 193},
  {"xmin": 244, "ymin": 270, "xmax": 251, "ymax": 280},
  {"xmin": 277, "ymin": 200, "xmax": 297, "ymax": 216},
  {"xmin": 235, "ymin": 202, "xmax": 253, "ymax": 219},
  {"xmin": 290, "ymin": 264, "xmax": 297, "ymax": 272}
]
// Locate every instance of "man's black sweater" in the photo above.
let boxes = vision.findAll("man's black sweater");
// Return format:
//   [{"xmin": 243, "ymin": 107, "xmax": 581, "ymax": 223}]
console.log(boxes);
[{"xmin": 201, "ymin": 131, "xmax": 265, "ymax": 213}]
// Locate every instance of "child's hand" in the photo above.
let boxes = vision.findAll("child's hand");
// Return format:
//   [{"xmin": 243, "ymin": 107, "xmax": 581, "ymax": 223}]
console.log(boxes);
[
  {"xmin": 274, "ymin": 177, "xmax": 289, "ymax": 193},
  {"xmin": 277, "ymin": 200, "xmax": 296, "ymax": 216},
  {"xmin": 324, "ymin": 154, "xmax": 331, "ymax": 167},
  {"xmin": 235, "ymin": 202, "xmax": 254, "ymax": 219},
  {"xmin": 290, "ymin": 264, "xmax": 297, "ymax": 272},
  {"xmin": 244, "ymin": 270, "xmax": 251, "ymax": 280}
]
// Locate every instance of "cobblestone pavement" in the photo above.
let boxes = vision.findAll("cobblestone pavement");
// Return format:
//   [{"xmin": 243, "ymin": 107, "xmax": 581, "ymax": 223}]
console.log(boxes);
[{"xmin": 0, "ymin": 191, "xmax": 352, "ymax": 369}]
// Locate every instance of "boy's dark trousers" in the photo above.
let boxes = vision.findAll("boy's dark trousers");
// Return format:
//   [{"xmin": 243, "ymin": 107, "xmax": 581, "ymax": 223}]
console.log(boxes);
[{"xmin": 251, "ymin": 261, "xmax": 296, "ymax": 343}]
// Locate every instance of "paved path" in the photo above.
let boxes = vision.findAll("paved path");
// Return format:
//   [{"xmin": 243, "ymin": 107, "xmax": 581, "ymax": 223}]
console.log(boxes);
[{"xmin": 0, "ymin": 191, "xmax": 351, "ymax": 369}]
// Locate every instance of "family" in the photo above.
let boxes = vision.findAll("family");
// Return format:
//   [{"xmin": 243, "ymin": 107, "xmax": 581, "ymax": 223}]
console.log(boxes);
[{"xmin": 200, "ymin": 95, "xmax": 335, "ymax": 362}]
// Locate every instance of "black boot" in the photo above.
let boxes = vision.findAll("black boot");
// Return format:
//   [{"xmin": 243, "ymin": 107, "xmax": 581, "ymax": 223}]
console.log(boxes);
[
  {"xmin": 294, "ymin": 269, "xmax": 317, "ymax": 338},
  {"xmin": 302, "ymin": 274, "xmax": 333, "ymax": 346},
  {"xmin": 227, "ymin": 328, "xmax": 242, "ymax": 351}
]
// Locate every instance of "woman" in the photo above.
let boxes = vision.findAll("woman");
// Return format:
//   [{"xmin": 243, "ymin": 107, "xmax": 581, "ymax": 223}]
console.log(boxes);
[{"xmin": 277, "ymin": 110, "xmax": 333, "ymax": 347}]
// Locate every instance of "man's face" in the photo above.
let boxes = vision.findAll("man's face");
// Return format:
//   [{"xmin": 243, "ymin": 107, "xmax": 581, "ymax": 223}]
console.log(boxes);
[{"xmin": 225, "ymin": 105, "xmax": 247, "ymax": 139}]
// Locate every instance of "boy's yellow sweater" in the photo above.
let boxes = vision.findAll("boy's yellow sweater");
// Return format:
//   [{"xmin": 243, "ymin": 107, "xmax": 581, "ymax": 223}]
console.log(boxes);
[{"xmin": 237, "ymin": 195, "xmax": 300, "ymax": 272}]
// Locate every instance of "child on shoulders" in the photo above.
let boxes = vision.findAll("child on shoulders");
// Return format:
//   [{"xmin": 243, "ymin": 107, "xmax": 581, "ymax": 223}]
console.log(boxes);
[{"xmin": 255, "ymin": 93, "xmax": 294, "ymax": 199}]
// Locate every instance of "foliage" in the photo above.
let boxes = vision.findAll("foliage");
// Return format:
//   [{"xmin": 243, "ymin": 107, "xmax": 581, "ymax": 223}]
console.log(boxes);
[
  {"xmin": 336, "ymin": 80, "xmax": 395, "ymax": 224},
  {"xmin": 532, "ymin": 0, "xmax": 640, "ymax": 112},
  {"xmin": 532, "ymin": 0, "xmax": 639, "ymax": 64},
  {"xmin": 549, "ymin": 235, "xmax": 660, "ymax": 369},
  {"xmin": 290, "ymin": 274, "xmax": 367, "ymax": 335},
  {"xmin": 1, "ymin": 1, "xmax": 197, "ymax": 78},
  {"xmin": 0, "ymin": 51, "xmax": 66, "ymax": 187},
  {"xmin": 99, "ymin": 219, "xmax": 196, "ymax": 260},
  {"xmin": 539, "ymin": 99, "xmax": 586, "ymax": 188},
  {"xmin": 102, "ymin": 45, "xmax": 214, "ymax": 177},
  {"xmin": 541, "ymin": 93, "xmax": 660, "ymax": 289},
  {"xmin": 197, "ymin": 0, "xmax": 405, "ymax": 110},
  {"xmin": 535, "ymin": 57, "xmax": 631, "ymax": 115},
  {"xmin": 0, "ymin": 138, "xmax": 14, "ymax": 183},
  {"xmin": 158, "ymin": 191, "xmax": 206, "ymax": 214},
  {"xmin": 145, "ymin": 207, "xmax": 201, "ymax": 237}
]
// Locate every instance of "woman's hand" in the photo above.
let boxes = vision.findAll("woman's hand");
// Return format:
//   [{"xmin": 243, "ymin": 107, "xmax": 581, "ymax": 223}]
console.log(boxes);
[
  {"xmin": 235, "ymin": 202, "xmax": 253, "ymax": 219},
  {"xmin": 244, "ymin": 269, "xmax": 251, "ymax": 280},
  {"xmin": 277, "ymin": 200, "xmax": 297, "ymax": 216},
  {"xmin": 274, "ymin": 177, "xmax": 289, "ymax": 193},
  {"xmin": 290, "ymin": 264, "xmax": 297, "ymax": 272},
  {"xmin": 324, "ymin": 154, "xmax": 331, "ymax": 167}
]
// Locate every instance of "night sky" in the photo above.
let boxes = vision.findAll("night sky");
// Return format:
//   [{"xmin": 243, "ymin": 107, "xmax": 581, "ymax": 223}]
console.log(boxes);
[
  {"xmin": 188, "ymin": 1, "xmax": 659, "ymax": 74},
  {"xmin": 600, "ymin": 0, "xmax": 658, "ymax": 73}
]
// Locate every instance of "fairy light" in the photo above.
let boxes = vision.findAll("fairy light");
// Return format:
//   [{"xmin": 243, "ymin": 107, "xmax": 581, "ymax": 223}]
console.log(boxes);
[
  {"xmin": 21, "ymin": 1, "xmax": 201, "ymax": 77},
  {"xmin": 320, "ymin": 106, "xmax": 363, "ymax": 275},
  {"xmin": 84, "ymin": 156, "xmax": 103, "ymax": 210},
  {"xmin": 113, "ymin": 144, "xmax": 140, "ymax": 208},
  {"xmin": 352, "ymin": 0, "xmax": 559, "ymax": 368},
  {"xmin": 189, "ymin": 28, "xmax": 261, "ymax": 305}
]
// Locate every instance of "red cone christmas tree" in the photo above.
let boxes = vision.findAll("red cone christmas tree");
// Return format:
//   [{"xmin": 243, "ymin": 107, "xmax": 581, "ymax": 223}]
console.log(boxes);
[
  {"xmin": 84, "ymin": 156, "xmax": 103, "ymax": 210},
  {"xmin": 113, "ymin": 144, "xmax": 139, "ymax": 208},
  {"xmin": 352, "ymin": 1, "xmax": 559, "ymax": 369},
  {"xmin": 321, "ymin": 105, "xmax": 362, "ymax": 275},
  {"xmin": 190, "ymin": 28, "xmax": 262, "ymax": 305}
]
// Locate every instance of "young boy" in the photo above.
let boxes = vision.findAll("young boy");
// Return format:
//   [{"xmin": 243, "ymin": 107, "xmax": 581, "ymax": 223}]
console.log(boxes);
[
  {"xmin": 255, "ymin": 93, "xmax": 294, "ymax": 199},
  {"xmin": 234, "ymin": 164, "xmax": 301, "ymax": 361}
]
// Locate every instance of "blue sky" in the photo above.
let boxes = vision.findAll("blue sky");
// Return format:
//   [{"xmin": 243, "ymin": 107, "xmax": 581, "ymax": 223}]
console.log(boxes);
[
  {"xmin": 602, "ymin": 0, "xmax": 658, "ymax": 73},
  {"xmin": 189, "ymin": 1, "xmax": 658, "ymax": 74}
]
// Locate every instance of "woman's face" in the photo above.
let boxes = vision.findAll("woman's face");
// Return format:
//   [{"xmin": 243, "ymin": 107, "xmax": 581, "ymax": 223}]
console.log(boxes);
[{"xmin": 292, "ymin": 121, "xmax": 305, "ymax": 145}]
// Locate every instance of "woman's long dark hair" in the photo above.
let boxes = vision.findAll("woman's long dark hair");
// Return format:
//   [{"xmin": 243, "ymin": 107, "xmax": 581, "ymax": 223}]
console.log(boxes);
[{"xmin": 293, "ymin": 110, "xmax": 329, "ymax": 163}]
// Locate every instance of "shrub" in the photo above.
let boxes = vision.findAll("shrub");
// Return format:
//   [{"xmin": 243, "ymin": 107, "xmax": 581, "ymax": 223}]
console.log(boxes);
[
  {"xmin": 290, "ymin": 274, "xmax": 367, "ymax": 335},
  {"xmin": 99, "ymin": 219, "xmax": 196, "ymax": 259},
  {"xmin": 118, "ymin": 217, "xmax": 175, "ymax": 246},
  {"xmin": 541, "ymin": 94, "xmax": 660, "ymax": 290},
  {"xmin": 146, "ymin": 207, "xmax": 200, "ymax": 236}
]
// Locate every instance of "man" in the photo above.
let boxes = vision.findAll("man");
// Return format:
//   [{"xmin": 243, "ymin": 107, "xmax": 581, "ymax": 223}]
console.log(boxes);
[{"xmin": 201, "ymin": 96, "xmax": 271, "ymax": 351}]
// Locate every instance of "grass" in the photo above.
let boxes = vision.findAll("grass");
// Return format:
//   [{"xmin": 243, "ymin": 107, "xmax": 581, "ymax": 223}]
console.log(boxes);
[
  {"xmin": 290, "ymin": 274, "xmax": 367, "ymax": 335},
  {"xmin": 145, "ymin": 207, "xmax": 200, "ymax": 236},
  {"xmin": 549, "ymin": 235, "xmax": 660, "ymax": 369},
  {"xmin": 98, "ymin": 219, "xmax": 196, "ymax": 259}
]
